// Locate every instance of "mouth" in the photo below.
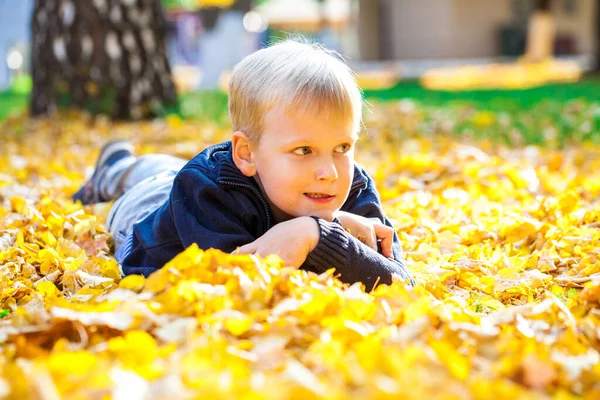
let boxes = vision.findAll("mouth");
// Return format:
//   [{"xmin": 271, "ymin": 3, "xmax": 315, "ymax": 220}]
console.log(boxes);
[{"xmin": 304, "ymin": 192, "xmax": 336, "ymax": 203}]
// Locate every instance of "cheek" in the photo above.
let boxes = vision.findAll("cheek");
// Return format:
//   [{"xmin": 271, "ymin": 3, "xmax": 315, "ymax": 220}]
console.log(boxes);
[
  {"xmin": 338, "ymin": 158, "xmax": 354, "ymax": 185},
  {"xmin": 258, "ymin": 159, "xmax": 304, "ymax": 199},
  {"xmin": 263, "ymin": 159, "xmax": 301, "ymax": 185}
]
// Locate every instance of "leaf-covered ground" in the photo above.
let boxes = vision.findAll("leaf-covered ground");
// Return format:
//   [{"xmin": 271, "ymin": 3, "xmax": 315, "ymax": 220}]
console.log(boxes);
[{"xmin": 1, "ymin": 98, "xmax": 600, "ymax": 399}]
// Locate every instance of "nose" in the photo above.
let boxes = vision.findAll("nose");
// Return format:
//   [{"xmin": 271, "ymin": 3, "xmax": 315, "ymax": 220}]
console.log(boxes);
[{"xmin": 316, "ymin": 158, "xmax": 338, "ymax": 182}]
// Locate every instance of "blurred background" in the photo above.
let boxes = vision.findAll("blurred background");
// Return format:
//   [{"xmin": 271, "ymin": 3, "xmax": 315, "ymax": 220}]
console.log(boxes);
[{"xmin": 0, "ymin": 0, "xmax": 598, "ymax": 120}]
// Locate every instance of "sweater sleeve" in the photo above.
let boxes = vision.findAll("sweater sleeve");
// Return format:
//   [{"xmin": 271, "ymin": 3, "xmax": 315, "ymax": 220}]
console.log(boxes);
[{"xmin": 304, "ymin": 167, "xmax": 415, "ymax": 290}]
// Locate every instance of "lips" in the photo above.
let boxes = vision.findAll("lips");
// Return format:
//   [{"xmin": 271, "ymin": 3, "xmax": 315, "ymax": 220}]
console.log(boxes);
[
  {"xmin": 305, "ymin": 192, "xmax": 333, "ymax": 199},
  {"xmin": 304, "ymin": 192, "xmax": 336, "ymax": 203}
]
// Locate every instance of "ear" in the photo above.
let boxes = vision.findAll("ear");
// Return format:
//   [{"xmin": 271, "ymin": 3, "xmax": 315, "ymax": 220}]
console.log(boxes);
[{"xmin": 232, "ymin": 131, "xmax": 257, "ymax": 177}]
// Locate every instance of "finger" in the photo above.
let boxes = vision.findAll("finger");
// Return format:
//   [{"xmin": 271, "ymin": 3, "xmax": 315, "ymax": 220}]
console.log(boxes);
[
  {"xmin": 374, "ymin": 224, "xmax": 394, "ymax": 258},
  {"xmin": 236, "ymin": 243, "xmax": 256, "ymax": 255},
  {"xmin": 356, "ymin": 231, "xmax": 377, "ymax": 252}
]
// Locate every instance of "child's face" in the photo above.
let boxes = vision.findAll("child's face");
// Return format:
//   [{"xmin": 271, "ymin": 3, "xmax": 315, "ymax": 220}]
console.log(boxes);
[{"xmin": 251, "ymin": 107, "xmax": 357, "ymax": 223}]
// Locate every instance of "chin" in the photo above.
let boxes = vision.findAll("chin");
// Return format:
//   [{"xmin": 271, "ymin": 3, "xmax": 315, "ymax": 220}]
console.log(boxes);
[{"xmin": 308, "ymin": 210, "xmax": 336, "ymax": 222}]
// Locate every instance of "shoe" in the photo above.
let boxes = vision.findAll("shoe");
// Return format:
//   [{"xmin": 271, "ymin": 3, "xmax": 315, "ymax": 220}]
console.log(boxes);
[{"xmin": 72, "ymin": 140, "xmax": 135, "ymax": 205}]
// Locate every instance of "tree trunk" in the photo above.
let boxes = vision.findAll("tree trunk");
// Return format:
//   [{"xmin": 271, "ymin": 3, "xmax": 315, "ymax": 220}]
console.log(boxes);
[{"xmin": 30, "ymin": 0, "xmax": 176, "ymax": 120}]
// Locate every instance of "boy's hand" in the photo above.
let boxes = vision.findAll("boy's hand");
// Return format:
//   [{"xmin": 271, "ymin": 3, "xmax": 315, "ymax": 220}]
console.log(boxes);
[
  {"xmin": 235, "ymin": 217, "xmax": 319, "ymax": 268},
  {"xmin": 335, "ymin": 211, "xmax": 394, "ymax": 258}
]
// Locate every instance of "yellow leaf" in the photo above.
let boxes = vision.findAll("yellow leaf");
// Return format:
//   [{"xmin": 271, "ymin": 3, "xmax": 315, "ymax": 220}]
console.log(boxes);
[
  {"xmin": 9, "ymin": 196, "xmax": 27, "ymax": 214},
  {"xmin": 430, "ymin": 340, "xmax": 471, "ymax": 380},
  {"xmin": 35, "ymin": 281, "xmax": 61, "ymax": 297},
  {"xmin": 39, "ymin": 231, "xmax": 57, "ymax": 247},
  {"xmin": 119, "ymin": 275, "xmax": 146, "ymax": 292},
  {"xmin": 558, "ymin": 191, "xmax": 578, "ymax": 215},
  {"xmin": 224, "ymin": 315, "xmax": 253, "ymax": 336},
  {"xmin": 47, "ymin": 350, "xmax": 98, "ymax": 376}
]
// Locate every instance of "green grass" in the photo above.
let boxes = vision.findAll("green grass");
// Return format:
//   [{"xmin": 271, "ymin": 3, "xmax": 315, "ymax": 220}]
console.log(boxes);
[
  {"xmin": 4, "ymin": 77, "xmax": 600, "ymax": 121},
  {"xmin": 165, "ymin": 90, "xmax": 230, "ymax": 123},
  {"xmin": 0, "ymin": 90, "xmax": 29, "ymax": 120},
  {"xmin": 170, "ymin": 78, "xmax": 600, "ymax": 119},
  {"xmin": 363, "ymin": 78, "xmax": 600, "ymax": 110},
  {"xmin": 359, "ymin": 77, "xmax": 600, "ymax": 147},
  {"xmin": 3, "ymin": 78, "xmax": 600, "ymax": 147}
]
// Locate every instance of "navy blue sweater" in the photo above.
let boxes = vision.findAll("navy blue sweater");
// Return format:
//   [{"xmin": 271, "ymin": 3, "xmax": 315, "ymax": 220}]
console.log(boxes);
[{"xmin": 118, "ymin": 142, "xmax": 415, "ymax": 289}]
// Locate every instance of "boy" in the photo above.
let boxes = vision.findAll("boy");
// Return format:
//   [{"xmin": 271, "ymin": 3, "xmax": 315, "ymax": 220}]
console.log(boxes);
[{"xmin": 73, "ymin": 40, "xmax": 415, "ymax": 290}]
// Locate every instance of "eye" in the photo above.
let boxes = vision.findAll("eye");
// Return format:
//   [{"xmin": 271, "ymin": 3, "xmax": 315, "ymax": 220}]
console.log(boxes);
[
  {"xmin": 334, "ymin": 143, "xmax": 352, "ymax": 154},
  {"xmin": 292, "ymin": 146, "xmax": 312, "ymax": 155}
]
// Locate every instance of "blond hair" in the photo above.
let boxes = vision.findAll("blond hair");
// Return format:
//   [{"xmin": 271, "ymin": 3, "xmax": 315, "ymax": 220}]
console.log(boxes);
[{"xmin": 228, "ymin": 39, "xmax": 363, "ymax": 142}]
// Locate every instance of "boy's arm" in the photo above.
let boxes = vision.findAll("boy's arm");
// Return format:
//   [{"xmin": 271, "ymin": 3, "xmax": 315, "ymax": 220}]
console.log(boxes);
[
  {"xmin": 304, "ymin": 167, "xmax": 415, "ymax": 290},
  {"xmin": 121, "ymin": 168, "xmax": 259, "ymax": 274},
  {"xmin": 334, "ymin": 211, "xmax": 395, "ymax": 257},
  {"xmin": 236, "ymin": 217, "xmax": 319, "ymax": 268}
]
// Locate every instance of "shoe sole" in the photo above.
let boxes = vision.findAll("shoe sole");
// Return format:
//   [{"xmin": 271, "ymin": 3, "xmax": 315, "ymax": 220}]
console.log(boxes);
[
  {"xmin": 96, "ymin": 141, "xmax": 135, "ymax": 171},
  {"xmin": 78, "ymin": 141, "xmax": 134, "ymax": 203}
]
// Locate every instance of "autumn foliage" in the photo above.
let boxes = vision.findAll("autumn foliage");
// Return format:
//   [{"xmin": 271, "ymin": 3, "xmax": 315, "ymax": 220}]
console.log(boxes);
[{"xmin": 0, "ymin": 104, "xmax": 599, "ymax": 399}]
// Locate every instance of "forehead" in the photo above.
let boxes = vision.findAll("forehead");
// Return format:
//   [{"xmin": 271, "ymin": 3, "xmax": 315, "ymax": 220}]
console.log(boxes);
[{"xmin": 261, "ymin": 106, "xmax": 357, "ymax": 144}]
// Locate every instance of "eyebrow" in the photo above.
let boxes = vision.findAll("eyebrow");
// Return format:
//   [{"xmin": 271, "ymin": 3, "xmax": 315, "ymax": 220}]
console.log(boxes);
[{"xmin": 283, "ymin": 134, "xmax": 358, "ymax": 147}]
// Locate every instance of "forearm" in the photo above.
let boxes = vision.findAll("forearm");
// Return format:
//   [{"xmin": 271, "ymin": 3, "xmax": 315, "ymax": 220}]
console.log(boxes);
[
  {"xmin": 237, "ymin": 217, "xmax": 320, "ymax": 268},
  {"xmin": 304, "ymin": 217, "xmax": 415, "ymax": 290}
]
